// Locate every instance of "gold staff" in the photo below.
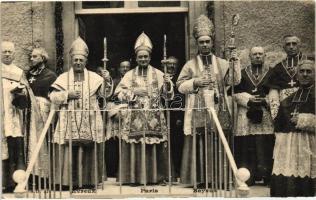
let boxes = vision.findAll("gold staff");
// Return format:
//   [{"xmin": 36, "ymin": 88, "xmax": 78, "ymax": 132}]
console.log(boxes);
[{"xmin": 227, "ymin": 13, "xmax": 240, "ymax": 197}]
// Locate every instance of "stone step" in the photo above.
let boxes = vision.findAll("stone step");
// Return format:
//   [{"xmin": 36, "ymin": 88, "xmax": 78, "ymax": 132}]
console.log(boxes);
[{"xmin": 2, "ymin": 178, "xmax": 270, "ymax": 198}]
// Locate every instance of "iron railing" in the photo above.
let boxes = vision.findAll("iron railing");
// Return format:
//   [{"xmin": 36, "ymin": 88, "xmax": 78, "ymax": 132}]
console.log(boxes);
[{"xmin": 12, "ymin": 106, "xmax": 250, "ymax": 198}]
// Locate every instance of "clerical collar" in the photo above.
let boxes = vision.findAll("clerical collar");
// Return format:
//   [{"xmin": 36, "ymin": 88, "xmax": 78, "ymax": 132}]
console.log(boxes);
[
  {"xmin": 250, "ymin": 64, "xmax": 263, "ymax": 79},
  {"xmin": 138, "ymin": 66, "xmax": 148, "ymax": 77},
  {"xmin": 287, "ymin": 52, "xmax": 302, "ymax": 61},
  {"xmin": 199, "ymin": 53, "xmax": 213, "ymax": 65},
  {"xmin": 292, "ymin": 84, "xmax": 313, "ymax": 103},
  {"xmin": 29, "ymin": 64, "xmax": 45, "ymax": 76}
]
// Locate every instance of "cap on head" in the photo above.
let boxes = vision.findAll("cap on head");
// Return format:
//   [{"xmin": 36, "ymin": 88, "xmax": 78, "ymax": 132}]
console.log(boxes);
[
  {"xmin": 193, "ymin": 15, "xmax": 214, "ymax": 40},
  {"xmin": 1, "ymin": 41, "xmax": 15, "ymax": 52},
  {"xmin": 69, "ymin": 37, "xmax": 89, "ymax": 57},
  {"xmin": 134, "ymin": 32, "xmax": 153, "ymax": 54}
]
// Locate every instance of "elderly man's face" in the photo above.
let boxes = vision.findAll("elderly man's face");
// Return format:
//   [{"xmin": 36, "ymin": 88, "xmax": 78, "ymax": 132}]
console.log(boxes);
[
  {"xmin": 284, "ymin": 36, "xmax": 300, "ymax": 57},
  {"xmin": 197, "ymin": 36, "xmax": 213, "ymax": 55},
  {"xmin": 71, "ymin": 54, "xmax": 87, "ymax": 73},
  {"xmin": 166, "ymin": 59, "xmax": 178, "ymax": 76},
  {"xmin": 119, "ymin": 61, "xmax": 131, "ymax": 76},
  {"xmin": 1, "ymin": 43, "xmax": 15, "ymax": 65},
  {"xmin": 136, "ymin": 50, "xmax": 150, "ymax": 68},
  {"xmin": 297, "ymin": 63, "xmax": 315, "ymax": 87},
  {"xmin": 249, "ymin": 47, "xmax": 265, "ymax": 65},
  {"xmin": 30, "ymin": 49, "xmax": 44, "ymax": 68}
]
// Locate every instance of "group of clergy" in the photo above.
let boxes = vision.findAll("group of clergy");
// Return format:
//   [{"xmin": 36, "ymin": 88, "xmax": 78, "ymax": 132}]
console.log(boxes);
[{"xmin": 1, "ymin": 14, "xmax": 315, "ymax": 197}]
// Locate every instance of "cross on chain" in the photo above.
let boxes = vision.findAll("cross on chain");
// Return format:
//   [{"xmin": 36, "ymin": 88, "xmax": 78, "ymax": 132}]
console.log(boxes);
[
  {"xmin": 290, "ymin": 107, "xmax": 298, "ymax": 119},
  {"xmin": 288, "ymin": 79, "xmax": 296, "ymax": 87},
  {"xmin": 29, "ymin": 77, "xmax": 36, "ymax": 83}
]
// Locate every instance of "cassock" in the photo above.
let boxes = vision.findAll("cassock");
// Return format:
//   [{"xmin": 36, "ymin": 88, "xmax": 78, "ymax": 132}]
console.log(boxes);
[
  {"xmin": 25, "ymin": 65, "xmax": 57, "ymax": 179},
  {"xmin": 176, "ymin": 54, "xmax": 240, "ymax": 185},
  {"xmin": 270, "ymin": 85, "xmax": 315, "ymax": 197},
  {"xmin": 232, "ymin": 66, "xmax": 274, "ymax": 185},
  {"xmin": 50, "ymin": 68, "xmax": 111, "ymax": 187},
  {"xmin": 2, "ymin": 63, "xmax": 42, "ymax": 190},
  {"xmin": 104, "ymin": 75, "xmax": 127, "ymax": 177},
  {"xmin": 266, "ymin": 52, "xmax": 307, "ymax": 119},
  {"xmin": 169, "ymin": 75, "xmax": 185, "ymax": 178},
  {"xmin": 114, "ymin": 65, "xmax": 174, "ymax": 184}
]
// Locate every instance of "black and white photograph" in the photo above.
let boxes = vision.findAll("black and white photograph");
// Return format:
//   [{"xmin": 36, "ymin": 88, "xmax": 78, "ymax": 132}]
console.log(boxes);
[{"xmin": 1, "ymin": 0, "xmax": 315, "ymax": 198}]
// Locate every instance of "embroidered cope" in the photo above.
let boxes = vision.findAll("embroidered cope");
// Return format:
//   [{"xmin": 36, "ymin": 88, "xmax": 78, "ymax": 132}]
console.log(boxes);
[
  {"xmin": 114, "ymin": 66, "xmax": 174, "ymax": 144},
  {"xmin": 50, "ymin": 68, "xmax": 112, "ymax": 144}
]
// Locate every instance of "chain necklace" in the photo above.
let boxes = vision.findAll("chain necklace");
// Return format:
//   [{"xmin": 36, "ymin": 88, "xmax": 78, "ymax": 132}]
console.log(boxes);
[
  {"xmin": 281, "ymin": 54, "xmax": 301, "ymax": 87},
  {"xmin": 29, "ymin": 65, "xmax": 45, "ymax": 76},
  {"xmin": 74, "ymin": 72, "xmax": 84, "ymax": 134},
  {"xmin": 29, "ymin": 65, "xmax": 45, "ymax": 83},
  {"xmin": 291, "ymin": 85, "xmax": 313, "ymax": 116},
  {"xmin": 204, "ymin": 55, "xmax": 214, "ymax": 90},
  {"xmin": 246, "ymin": 65, "xmax": 268, "ymax": 93}
]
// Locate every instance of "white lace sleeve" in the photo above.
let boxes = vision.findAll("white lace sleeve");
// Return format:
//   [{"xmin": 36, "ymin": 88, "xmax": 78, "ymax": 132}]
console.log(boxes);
[
  {"xmin": 296, "ymin": 113, "xmax": 316, "ymax": 133},
  {"xmin": 49, "ymin": 90, "xmax": 68, "ymax": 105},
  {"xmin": 233, "ymin": 92, "xmax": 253, "ymax": 108}
]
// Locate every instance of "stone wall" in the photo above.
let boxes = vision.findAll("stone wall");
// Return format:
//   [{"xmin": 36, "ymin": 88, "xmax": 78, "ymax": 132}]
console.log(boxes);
[
  {"xmin": 214, "ymin": 0, "xmax": 315, "ymax": 68},
  {"xmin": 1, "ymin": 2, "xmax": 57, "ymax": 71},
  {"xmin": 2, "ymin": 1, "xmax": 314, "ymax": 71}
]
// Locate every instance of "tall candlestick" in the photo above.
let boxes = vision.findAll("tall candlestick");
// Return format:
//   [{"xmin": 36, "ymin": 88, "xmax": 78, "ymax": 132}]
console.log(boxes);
[{"xmin": 103, "ymin": 37, "xmax": 107, "ymax": 70}]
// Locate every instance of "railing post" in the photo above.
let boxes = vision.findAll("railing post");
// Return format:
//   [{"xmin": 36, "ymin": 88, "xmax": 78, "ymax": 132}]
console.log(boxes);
[
  {"xmin": 207, "ymin": 107, "xmax": 250, "ymax": 197},
  {"xmin": 13, "ymin": 109, "xmax": 56, "ymax": 197}
]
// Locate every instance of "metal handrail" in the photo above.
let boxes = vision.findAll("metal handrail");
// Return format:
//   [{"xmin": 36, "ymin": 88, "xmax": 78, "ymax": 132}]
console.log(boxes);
[{"xmin": 13, "ymin": 106, "xmax": 250, "ymax": 198}]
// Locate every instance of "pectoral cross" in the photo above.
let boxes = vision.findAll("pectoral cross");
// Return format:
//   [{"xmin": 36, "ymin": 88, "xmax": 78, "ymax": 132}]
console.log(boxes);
[
  {"xmin": 290, "ymin": 107, "xmax": 298, "ymax": 118},
  {"xmin": 288, "ymin": 79, "xmax": 296, "ymax": 87},
  {"xmin": 252, "ymin": 87, "xmax": 257, "ymax": 93},
  {"xmin": 29, "ymin": 76, "xmax": 36, "ymax": 84}
]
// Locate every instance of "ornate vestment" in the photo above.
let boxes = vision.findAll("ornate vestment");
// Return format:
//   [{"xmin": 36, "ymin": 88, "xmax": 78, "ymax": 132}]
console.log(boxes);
[
  {"xmin": 114, "ymin": 65, "xmax": 174, "ymax": 144},
  {"xmin": 2, "ymin": 63, "xmax": 26, "ymax": 138},
  {"xmin": 2, "ymin": 63, "xmax": 43, "ymax": 160},
  {"xmin": 270, "ymin": 85, "xmax": 315, "ymax": 197},
  {"xmin": 176, "ymin": 54, "xmax": 241, "ymax": 135},
  {"xmin": 50, "ymin": 68, "xmax": 111, "ymax": 144},
  {"xmin": 272, "ymin": 86, "xmax": 316, "ymax": 179}
]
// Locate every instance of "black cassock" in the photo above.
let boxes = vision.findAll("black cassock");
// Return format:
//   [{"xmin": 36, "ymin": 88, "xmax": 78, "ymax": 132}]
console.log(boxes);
[
  {"xmin": 270, "ymin": 85, "xmax": 315, "ymax": 197},
  {"xmin": 231, "ymin": 66, "xmax": 274, "ymax": 186}
]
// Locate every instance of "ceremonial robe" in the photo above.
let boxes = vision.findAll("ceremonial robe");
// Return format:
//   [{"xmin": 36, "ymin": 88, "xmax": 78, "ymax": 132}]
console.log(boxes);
[
  {"xmin": 266, "ymin": 53, "xmax": 306, "ymax": 119},
  {"xmin": 176, "ymin": 54, "xmax": 240, "ymax": 185},
  {"xmin": 270, "ymin": 85, "xmax": 316, "ymax": 197},
  {"xmin": 232, "ymin": 66, "xmax": 274, "ymax": 185},
  {"xmin": 114, "ymin": 65, "xmax": 174, "ymax": 184},
  {"xmin": 1, "ymin": 63, "xmax": 35, "ymax": 190},
  {"xmin": 25, "ymin": 66, "xmax": 57, "ymax": 179},
  {"xmin": 50, "ymin": 68, "xmax": 112, "ymax": 187}
]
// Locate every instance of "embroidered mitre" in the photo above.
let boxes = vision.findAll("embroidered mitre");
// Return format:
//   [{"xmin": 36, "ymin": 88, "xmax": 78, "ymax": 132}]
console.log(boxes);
[
  {"xmin": 69, "ymin": 37, "xmax": 89, "ymax": 57},
  {"xmin": 134, "ymin": 32, "xmax": 153, "ymax": 54},
  {"xmin": 193, "ymin": 15, "xmax": 214, "ymax": 40}
]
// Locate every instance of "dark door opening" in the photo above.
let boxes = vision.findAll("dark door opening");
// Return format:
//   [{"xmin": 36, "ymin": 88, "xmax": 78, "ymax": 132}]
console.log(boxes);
[{"xmin": 79, "ymin": 13, "xmax": 186, "ymax": 78}]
